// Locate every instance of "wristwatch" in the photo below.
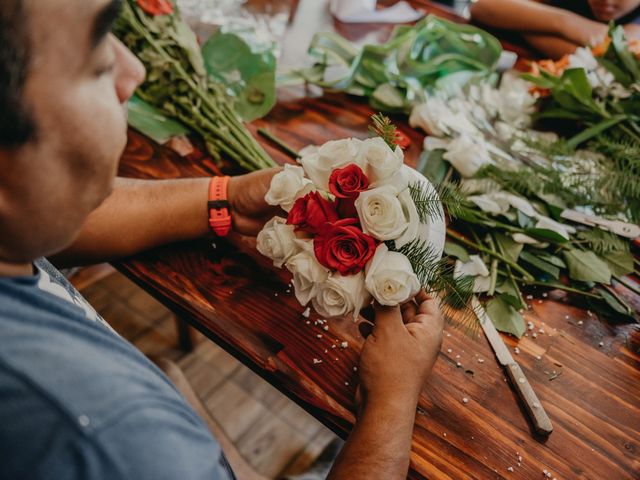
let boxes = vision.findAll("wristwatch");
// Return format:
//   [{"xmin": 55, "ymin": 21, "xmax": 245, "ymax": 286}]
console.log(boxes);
[{"xmin": 208, "ymin": 176, "xmax": 232, "ymax": 237}]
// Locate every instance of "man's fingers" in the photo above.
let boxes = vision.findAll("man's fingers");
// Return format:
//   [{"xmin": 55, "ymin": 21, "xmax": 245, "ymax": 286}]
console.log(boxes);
[
  {"xmin": 372, "ymin": 304, "xmax": 404, "ymax": 337},
  {"xmin": 400, "ymin": 301, "xmax": 417, "ymax": 323},
  {"xmin": 412, "ymin": 293, "xmax": 443, "ymax": 328}
]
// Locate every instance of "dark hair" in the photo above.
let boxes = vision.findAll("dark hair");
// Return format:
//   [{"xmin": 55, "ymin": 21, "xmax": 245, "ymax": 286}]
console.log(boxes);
[{"xmin": 0, "ymin": 0, "xmax": 35, "ymax": 147}]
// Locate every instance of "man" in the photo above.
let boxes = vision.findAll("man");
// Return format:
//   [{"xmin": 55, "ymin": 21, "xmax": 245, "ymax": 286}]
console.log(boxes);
[
  {"xmin": 470, "ymin": 0, "xmax": 640, "ymax": 58},
  {"xmin": 0, "ymin": 1, "xmax": 444, "ymax": 479}
]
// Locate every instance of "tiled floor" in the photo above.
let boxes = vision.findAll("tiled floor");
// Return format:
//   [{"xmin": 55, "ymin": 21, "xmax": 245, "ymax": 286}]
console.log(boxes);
[{"xmin": 78, "ymin": 268, "xmax": 338, "ymax": 479}]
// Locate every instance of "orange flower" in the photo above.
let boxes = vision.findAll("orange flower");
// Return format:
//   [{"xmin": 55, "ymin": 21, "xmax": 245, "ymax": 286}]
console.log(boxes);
[
  {"xmin": 591, "ymin": 37, "xmax": 611, "ymax": 57},
  {"xmin": 136, "ymin": 0, "xmax": 173, "ymax": 16}
]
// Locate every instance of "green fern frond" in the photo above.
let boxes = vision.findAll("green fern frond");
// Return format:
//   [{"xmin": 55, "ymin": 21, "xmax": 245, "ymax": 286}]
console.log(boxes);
[
  {"xmin": 437, "ymin": 182, "xmax": 466, "ymax": 219},
  {"xmin": 396, "ymin": 238, "xmax": 442, "ymax": 286},
  {"xmin": 369, "ymin": 113, "xmax": 398, "ymax": 150},
  {"xmin": 394, "ymin": 238, "xmax": 478, "ymax": 334},
  {"xmin": 576, "ymin": 227, "xmax": 630, "ymax": 254},
  {"xmin": 408, "ymin": 181, "xmax": 466, "ymax": 223},
  {"xmin": 409, "ymin": 183, "xmax": 444, "ymax": 223}
]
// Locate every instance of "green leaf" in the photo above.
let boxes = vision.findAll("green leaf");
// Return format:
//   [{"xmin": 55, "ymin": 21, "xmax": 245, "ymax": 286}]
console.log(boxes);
[
  {"xmin": 417, "ymin": 149, "xmax": 449, "ymax": 186},
  {"xmin": 201, "ymin": 32, "xmax": 276, "ymax": 121},
  {"xmin": 127, "ymin": 94, "xmax": 190, "ymax": 144},
  {"xmin": 563, "ymin": 249, "xmax": 612, "ymax": 284},
  {"xmin": 524, "ymin": 228, "xmax": 569, "ymax": 244},
  {"xmin": 444, "ymin": 241, "xmax": 470, "ymax": 262},
  {"xmin": 519, "ymin": 251, "xmax": 561, "ymax": 279},
  {"xmin": 495, "ymin": 278, "xmax": 526, "ymax": 310},
  {"xmin": 595, "ymin": 287, "xmax": 633, "ymax": 316},
  {"xmin": 566, "ymin": 115, "xmax": 627, "ymax": 150},
  {"xmin": 486, "ymin": 294, "xmax": 526, "ymax": 338},
  {"xmin": 536, "ymin": 252, "xmax": 566, "ymax": 269},
  {"xmin": 495, "ymin": 233, "xmax": 523, "ymax": 262},
  {"xmin": 609, "ymin": 25, "xmax": 640, "ymax": 82},
  {"xmin": 602, "ymin": 251, "xmax": 634, "ymax": 277}
]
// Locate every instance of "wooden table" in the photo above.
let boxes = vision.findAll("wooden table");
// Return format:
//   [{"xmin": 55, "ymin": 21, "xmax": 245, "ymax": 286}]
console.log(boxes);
[{"xmin": 117, "ymin": 1, "xmax": 640, "ymax": 478}]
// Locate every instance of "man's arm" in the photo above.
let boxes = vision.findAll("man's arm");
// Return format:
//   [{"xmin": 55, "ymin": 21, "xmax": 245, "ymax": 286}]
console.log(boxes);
[
  {"xmin": 329, "ymin": 292, "xmax": 444, "ymax": 479},
  {"xmin": 51, "ymin": 169, "xmax": 280, "ymax": 268},
  {"xmin": 470, "ymin": 0, "xmax": 607, "ymax": 51}
]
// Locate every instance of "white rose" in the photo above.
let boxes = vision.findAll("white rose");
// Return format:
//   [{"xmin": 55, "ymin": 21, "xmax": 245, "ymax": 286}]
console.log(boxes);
[
  {"xmin": 409, "ymin": 97, "xmax": 477, "ymax": 137},
  {"xmin": 285, "ymin": 241, "xmax": 330, "ymax": 306},
  {"xmin": 365, "ymin": 244, "xmax": 420, "ymax": 306},
  {"xmin": 497, "ymin": 74, "xmax": 536, "ymax": 128},
  {"xmin": 443, "ymin": 133, "xmax": 494, "ymax": 178},
  {"xmin": 355, "ymin": 185, "xmax": 419, "ymax": 248},
  {"xmin": 300, "ymin": 138, "xmax": 363, "ymax": 190},
  {"xmin": 409, "ymin": 100, "xmax": 450, "ymax": 136},
  {"xmin": 312, "ymin": 272, "xmax": 371, "ymax": 319},
  {"xmin": 265, "ymin": 164, "xmax": 315, "ymax": 212},
  {"xmin": 356, "ymin": 137, "xmax": 404, "ymax": 184},
  {"xmin": 256, "ymin": 217, "xmax": 299, "ymax": 268}
]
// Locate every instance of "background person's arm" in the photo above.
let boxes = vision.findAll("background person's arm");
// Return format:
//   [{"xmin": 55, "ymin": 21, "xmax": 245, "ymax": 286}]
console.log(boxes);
[
  {"xmin": 328, "ymin": 293, "xmax": 444, "ymax": 479},
  {"xmin": 50, "ymin": 169, "xmax": 280, "ymax": 268},
  {"xmin": 470, "ymin": 0, "xmax": 607, "ymax": 52},
  {"xmin": 521, "ymin": 33, "xmax": 581, "ymax": 58}
]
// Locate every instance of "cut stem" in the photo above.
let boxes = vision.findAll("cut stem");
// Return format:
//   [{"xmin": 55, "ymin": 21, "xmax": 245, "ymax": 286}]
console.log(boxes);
[
  {"xmin": 258, "ymin": 128, "xmax": 301, "ymax": 159},
  {"xmin": 446, "ymin": 229, "xmax": 535, "ymax": 281}
]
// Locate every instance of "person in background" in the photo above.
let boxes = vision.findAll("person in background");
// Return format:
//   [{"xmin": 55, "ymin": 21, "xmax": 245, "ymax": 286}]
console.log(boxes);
[
  {"xmin": 0, "ymin": 1, "xmax": 444, "ymax": 479},
  {"xmin": 470, "ymin": 0, "xmax": 640, "ymax": 58}
]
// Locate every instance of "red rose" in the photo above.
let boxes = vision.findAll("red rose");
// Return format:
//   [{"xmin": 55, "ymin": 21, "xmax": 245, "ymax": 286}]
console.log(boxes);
[
  {"xmin": 137, "ymin": 0, "xmax": 174, "ymax": 15},
  {"xmin": 287, "ymin": 191, "xmax": 339, "ymax": 235},
  {"xmin": 337, "ymin": 198, "xmax": 358, "ymax": 220},
  {"xmin": 329, "ymin": 164, "xmax": 370, "ymax": 199},
  {"xmin": 314, "ymin": 219, "xmax": 377, "ymax": 275}
]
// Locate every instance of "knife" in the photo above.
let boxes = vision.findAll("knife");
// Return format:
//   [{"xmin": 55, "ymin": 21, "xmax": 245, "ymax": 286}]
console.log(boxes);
[
  {"xmin": 560, "ymin": 209, "xmax": 640, "ymax": 239},
  {"xmin": 472, "ymin": 297, "xmax": 554, "ymax": 436}
]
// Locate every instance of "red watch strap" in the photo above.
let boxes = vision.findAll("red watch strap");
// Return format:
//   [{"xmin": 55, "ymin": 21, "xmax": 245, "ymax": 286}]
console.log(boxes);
[{"xmin": 208, "ymin": 176, "xmax": 232, "ymax": 237}]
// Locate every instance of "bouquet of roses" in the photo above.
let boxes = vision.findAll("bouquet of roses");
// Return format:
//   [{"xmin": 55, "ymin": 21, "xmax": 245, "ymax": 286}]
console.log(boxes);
[{"xmin": 257, "ymin": 117, "xmax": 446, "ymax": 319}]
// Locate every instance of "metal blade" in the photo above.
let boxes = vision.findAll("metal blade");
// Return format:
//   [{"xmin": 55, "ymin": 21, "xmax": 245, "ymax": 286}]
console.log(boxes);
[{"xmin": 472, "ymin": 297, "xmax": 514, "ymax": 366}]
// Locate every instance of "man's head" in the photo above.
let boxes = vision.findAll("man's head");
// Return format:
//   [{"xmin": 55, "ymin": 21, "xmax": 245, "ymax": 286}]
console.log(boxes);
[
  {"xmin": 0, "ymin": 0, "xmax": 145, "ymax": 265},
  {"xmin": 588, "ymin": 0, "xmax": 640, "ymax": 21}
]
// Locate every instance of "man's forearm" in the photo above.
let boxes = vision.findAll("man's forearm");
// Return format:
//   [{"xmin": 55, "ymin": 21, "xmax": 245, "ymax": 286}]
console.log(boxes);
[
  {"xmin": 51, "ymin": 177, "xmax": 210, "ymax": 267},
  {"xmin": 328, "ymin": 395, "xmax": 418, "ymax": 480}
]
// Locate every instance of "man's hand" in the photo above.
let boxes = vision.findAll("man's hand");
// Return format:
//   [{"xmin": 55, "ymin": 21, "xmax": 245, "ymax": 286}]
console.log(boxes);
[
  {"xmin": 327, "ymin": 291, "xmax": 443, "ymax": 480},
  {"xmin": 358, "ymin": 291, "xmax": 444, "ymax": 409},
  {"xmin": 228, "ymin": 167, "xmax": 282, "ymax": 236}
]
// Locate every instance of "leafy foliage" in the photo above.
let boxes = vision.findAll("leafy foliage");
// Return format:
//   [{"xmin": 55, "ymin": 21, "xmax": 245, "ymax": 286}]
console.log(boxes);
[
  {"xmin": 285, "ymin": 15, "xmax": 502, "ymax": 112},
  {"xmin": 113, "ymin": 0, "xmax": 275, "ymax": 170}
]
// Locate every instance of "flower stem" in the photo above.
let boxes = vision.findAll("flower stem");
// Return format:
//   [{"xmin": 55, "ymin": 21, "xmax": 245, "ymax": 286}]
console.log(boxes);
[
  {"xmin": 511, "ymin": 276, "xmax": 602, "ymax": 299},
  {"xmin": 258, "ymin": 128, "xmax": 301, "ymax": 159},
  {"xmin": 446, "ymin": 228, "xmax": 534, "ymax": 281},
  {"xmin": 614, "ymin": 275, "xmax": 640, "ymax": 296}
]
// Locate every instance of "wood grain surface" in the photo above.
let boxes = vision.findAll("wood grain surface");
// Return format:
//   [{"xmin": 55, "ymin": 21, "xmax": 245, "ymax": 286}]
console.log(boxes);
[{"xmin": 116, "ymin": 1, "xmax": 640, "ymax": 478}]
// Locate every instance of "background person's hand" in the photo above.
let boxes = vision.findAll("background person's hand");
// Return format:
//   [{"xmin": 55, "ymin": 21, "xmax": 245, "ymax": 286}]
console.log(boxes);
[
  {"xmin": 357, "ymin": 291, "xmax": 444, "ymax": 410},
  {"xmin": 624, "ymin": 23, "xmax": 640, "ymax": 40},
  {"xmin": 228, "ymin": 167, "xmax": 282, "ymax": 236}
]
